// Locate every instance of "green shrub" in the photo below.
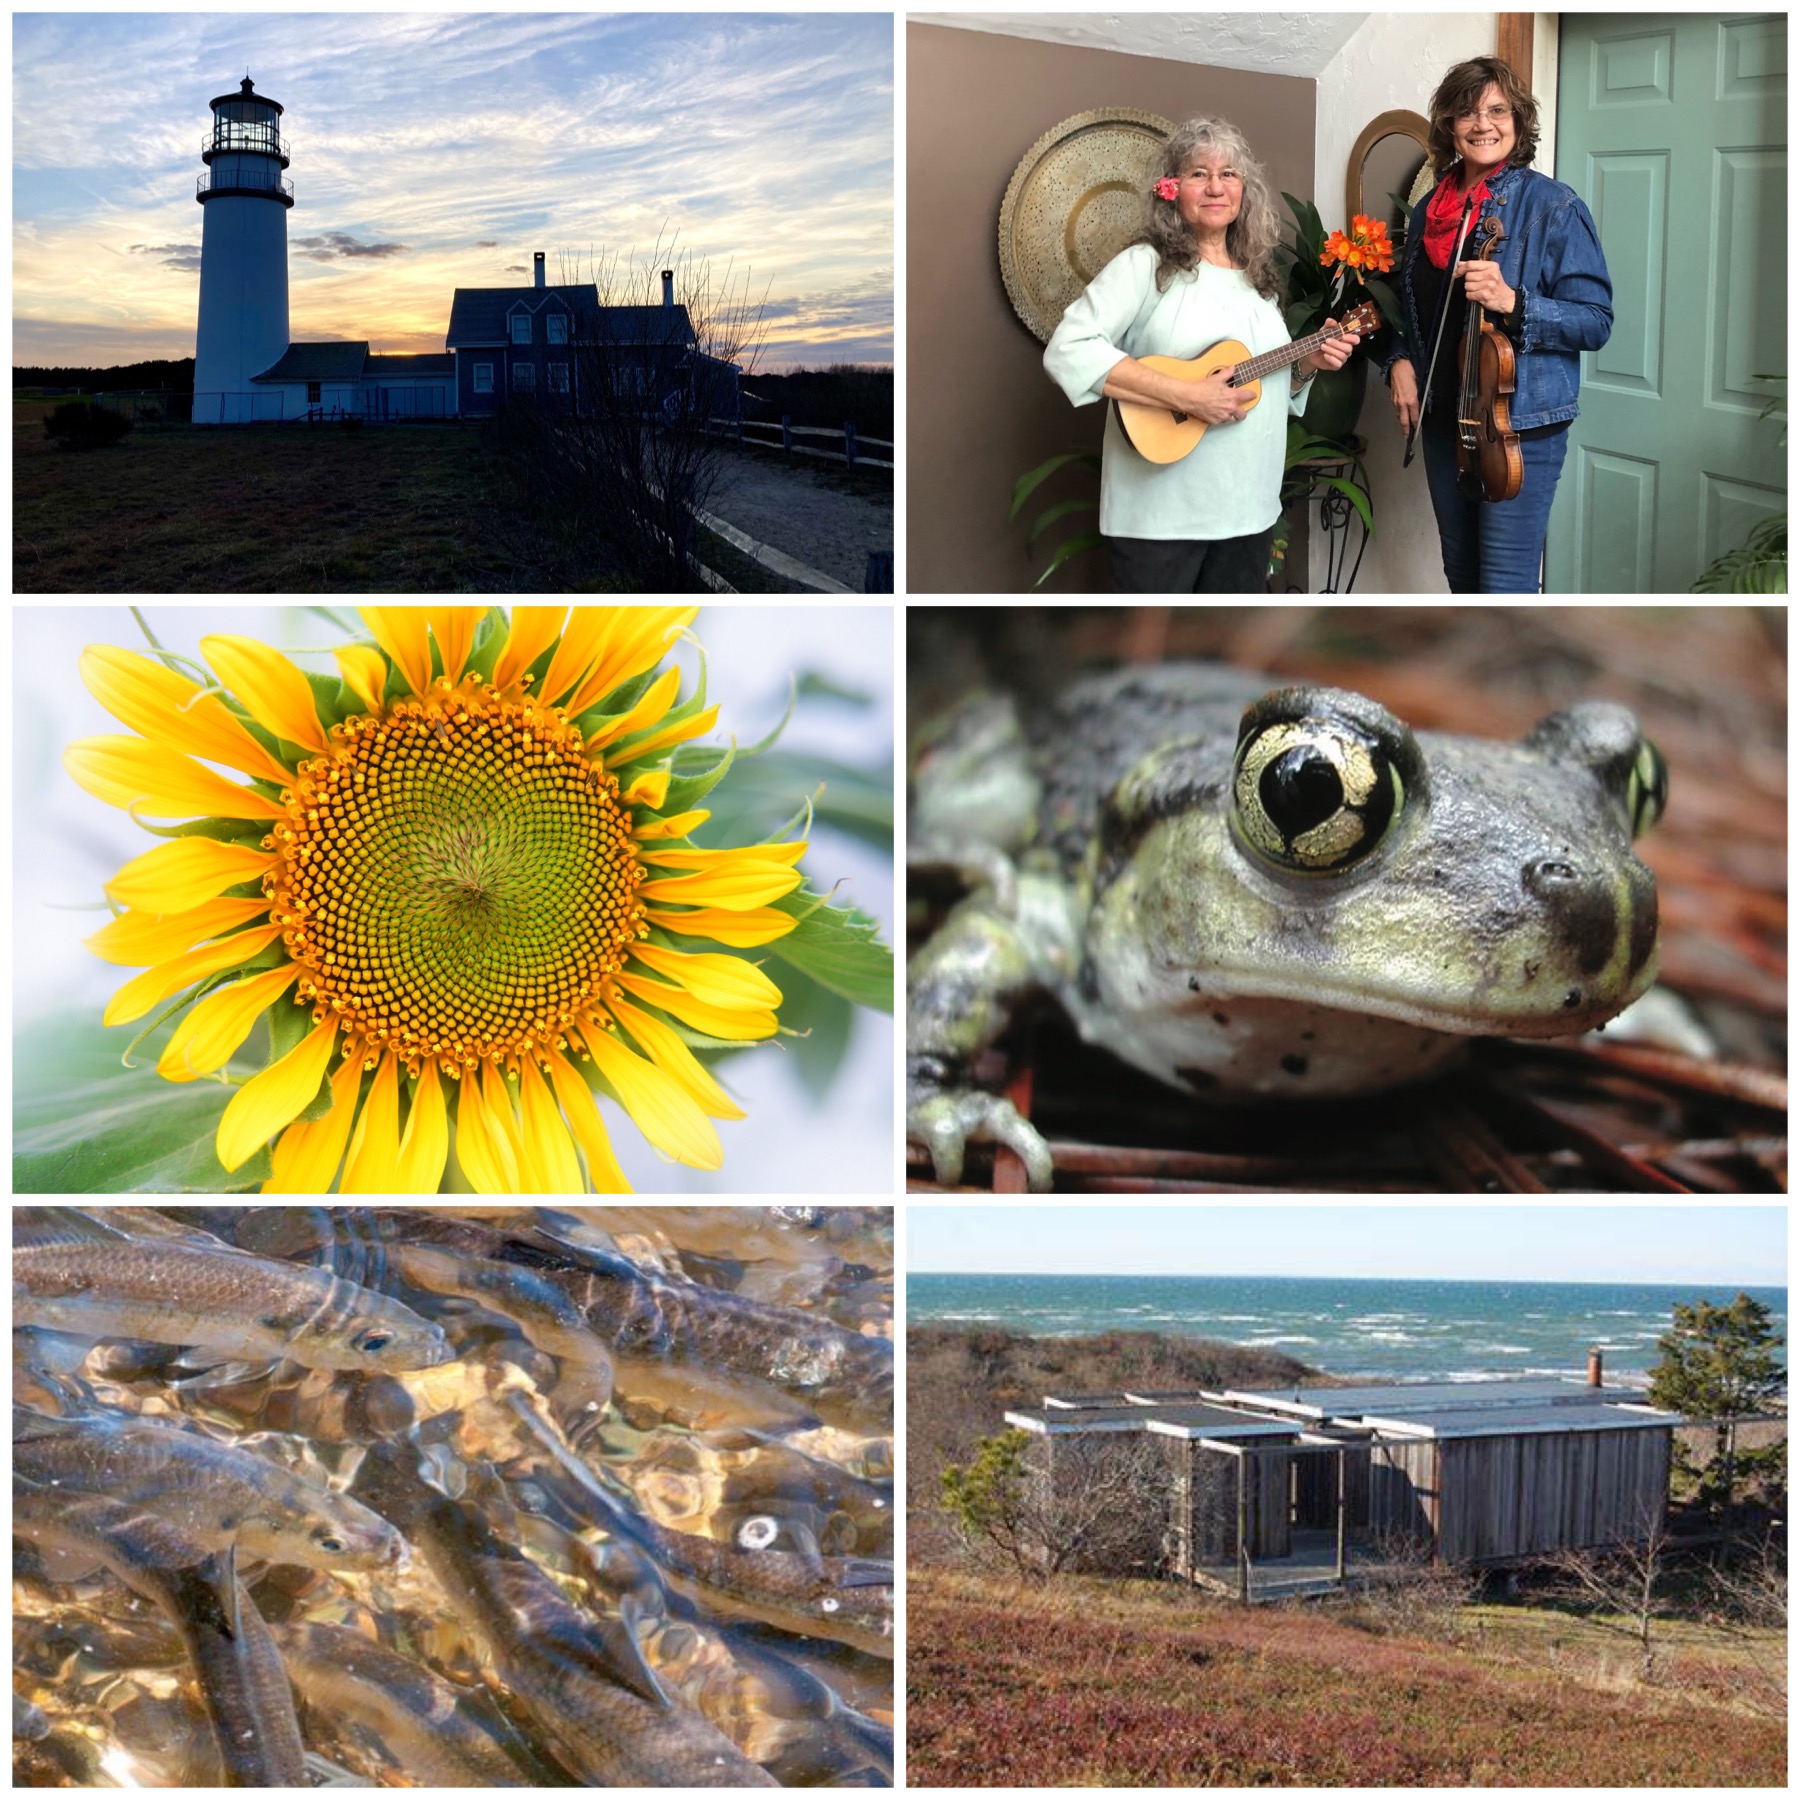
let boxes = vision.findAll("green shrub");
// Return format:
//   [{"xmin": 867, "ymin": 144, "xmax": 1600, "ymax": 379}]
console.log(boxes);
[{"xmin": 43, "ymin": 402, "xmax": 132, "ymax": 450}]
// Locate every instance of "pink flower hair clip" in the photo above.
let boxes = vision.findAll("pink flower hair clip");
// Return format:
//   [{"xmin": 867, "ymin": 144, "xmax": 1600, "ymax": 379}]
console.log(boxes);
[{"xmin": 1153, "ymin": 176, "xmax": 1180, "ymax": 202}]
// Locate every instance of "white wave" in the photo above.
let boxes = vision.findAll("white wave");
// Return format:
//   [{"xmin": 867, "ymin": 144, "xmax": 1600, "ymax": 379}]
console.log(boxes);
[{"xmin": 1241, "ymin": 1334, "xmax": 1319, "ymax": 1345}]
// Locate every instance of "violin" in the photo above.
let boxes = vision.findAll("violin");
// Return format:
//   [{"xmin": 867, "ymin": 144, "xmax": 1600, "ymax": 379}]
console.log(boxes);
[{"xmin": 1455, "ymin": 217, "xmax": 1523, "ymax": 503}]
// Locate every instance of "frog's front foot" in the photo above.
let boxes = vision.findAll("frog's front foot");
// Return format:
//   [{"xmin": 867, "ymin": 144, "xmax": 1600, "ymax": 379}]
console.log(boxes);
[
  {"xmin": 907, "ymin": 839, "xmax": 1020, "ymax": 917},
  {"xmin": 907, "ymin": 1065, "xmax": 1054, "ymax": 1191}
]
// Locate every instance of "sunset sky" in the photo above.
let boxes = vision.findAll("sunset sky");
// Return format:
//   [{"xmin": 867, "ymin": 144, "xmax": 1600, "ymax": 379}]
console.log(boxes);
[{"xmin": 14, "ymin": 11, "xmax": 893, "ymax": 371}]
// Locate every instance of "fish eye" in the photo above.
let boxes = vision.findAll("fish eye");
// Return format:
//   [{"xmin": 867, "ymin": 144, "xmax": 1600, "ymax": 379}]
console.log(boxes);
[
  {"xmin": 355, "ymin": 1329, "xmax": 394, "ymax": 1353},
  {"xmin": 1232, "ymin": 698, "xmax": 1409, "ymax": 875},
  {"xmin": 737, "ymin": 1515, "xmax": 780, "ymax": 1550},
  {"xmin": 315, "ymin": 1531, "xmax": 347, "ymax": 1553}
]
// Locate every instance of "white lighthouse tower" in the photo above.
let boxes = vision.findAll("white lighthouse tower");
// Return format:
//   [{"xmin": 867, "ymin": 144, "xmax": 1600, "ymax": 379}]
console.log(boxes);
[{"xmin": 193, "ymin": 77, "xmax": 293, "ymax": 423}]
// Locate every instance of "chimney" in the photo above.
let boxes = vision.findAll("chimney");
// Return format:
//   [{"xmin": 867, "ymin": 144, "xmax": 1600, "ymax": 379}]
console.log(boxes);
[
  {"xmin": 1587, "ymin": 1347, "xmax": 1604, "ymax": 1388},
  {"xmin": 661, "ymin": 269, "xmax": 674, "ymax": 308},
  {"xmin": 534, "ymin": 251, "xmax": 545, "ymax": 290}
]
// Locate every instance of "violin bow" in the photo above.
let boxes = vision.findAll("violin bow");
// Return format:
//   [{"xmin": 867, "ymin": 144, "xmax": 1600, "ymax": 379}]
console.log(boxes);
[{"xmin": 1402, "ymin": 194, "xmax": 1476, "ymax": 469}]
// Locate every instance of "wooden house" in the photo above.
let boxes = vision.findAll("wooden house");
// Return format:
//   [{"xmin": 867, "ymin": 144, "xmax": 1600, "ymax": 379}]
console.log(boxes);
[{"xmin": 1006, "ymin": 1368, "xmax": 1681, "ymax": 1600}]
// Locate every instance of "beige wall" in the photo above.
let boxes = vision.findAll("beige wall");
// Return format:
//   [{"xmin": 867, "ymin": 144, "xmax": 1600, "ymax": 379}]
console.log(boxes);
[{"xmin": 907, "ymin": 22, "xmax": 1316, "ymax": 594}]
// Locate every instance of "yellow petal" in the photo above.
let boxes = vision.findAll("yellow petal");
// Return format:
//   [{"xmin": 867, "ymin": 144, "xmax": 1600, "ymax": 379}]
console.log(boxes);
[
  {"xmin": 155, "ymin": 964, "xmax": 300, "ymax": 1082},
  {"xmin": 585, "ymin": 667, "xmax": 681, "ymax": 751},
  {"xmin": 608, "ymin": 704, "xmax": 721, "ymax": 763},
  {"xmin": 101, "ymin": 925, "xmax": 285, "ymax": 1026},
  {"xmin": 537, "ymin": 608, "xmax": 614, "ymax": 708},
  {"xmin": 265, "ymin": 1048, "xmax": 363, "ymax": 1195},
  {"xmin": 86, "ymin": 897, "xmax": 273, "ymax": 967},
  {"xmin": 335, "ymin": 644, "xmax": 389, "ymax": 716},
  {"xmin": 340, "ymin": 1049, "xmax": 401, "ymax": 1193},
  {"xmin": 201, "ymin": 635, "xmax": 330, "ymax": 754},
  {"xmin": 105, "ymin": 838, "xmax": 276, "ymax": 915},
  {"xmin": 640, "ymin": 839, "xmax": 807, "ymax": 869},
  {"xmin": 638, "ymin": 865, "xmax": 805, "ymax": 909},
  {"xmin": 518, "ymin": 1055, "xmax": 584, "ymax": 1192},
  {"xmin": 629, "ymin": 942, "xmax": 782, "ymax": 1009},
  {"xmin": 608, "ymin": 991, "xmax": 746, "ymax": 1121},
  {"xmin": 564, "ymin": 606, "xmax": 697, "ymax": 717},
  {"xmin": 453, "ymin": 1061, "xmax": 519, "ymax": 1193},
  {"xmin": 581, "ymin": 1021, "xmax": 722, "ymax": 1169},
  {"xmin": 65, "ymin": 736, "xmax": 286, "ymax": 821},
  {"xmin": 620, "ymin": 768, "xmax": 672, "ymax": 809},
  {"xmin": 218, "ymin": 1018, "xmax": 340, "ymax": 1173},
  {"xmin": 632, "ymin": 809, "xmax": 711, "ymax": 841},
  {"xmin": 644, "ymin": 903, "xmax": 797, "ymax": 947},
  {"xmin": 78, "ymin": 646, "xmax": 293, "ymax": 786},
  {"xmin": 493, "ymin": 606, "xmax": 569, "ymax": 691},
  {"xmin": 427, "ymin": 607, "xmax": 485, "ymax": 684},
  {"xmin": 613, "ymin": 972, "xmax": 777, "ymax": 1042},
  {"xmin": 394, "ymin": 1059, "xmax": 449, "ymax": 1194},
  {"xmin": 358, "ymin": 607, "xmax": 432, "ymax": 696},
  {"xmin": 542, "ymin": 1046, "xmax": 632, "ymax": 1193}
]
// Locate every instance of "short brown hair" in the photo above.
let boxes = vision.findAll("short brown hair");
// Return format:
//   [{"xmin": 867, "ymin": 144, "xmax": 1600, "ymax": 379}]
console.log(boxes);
[{"xmin": 1426, "ymin": 57, "xmax": 1540, "ymax": 178}]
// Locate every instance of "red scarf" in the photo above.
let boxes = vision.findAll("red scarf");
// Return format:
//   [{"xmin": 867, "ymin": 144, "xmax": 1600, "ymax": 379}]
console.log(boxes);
[{"xmin": 1422, "ymin": 170, "xmax": 1490, "ymax": 269}]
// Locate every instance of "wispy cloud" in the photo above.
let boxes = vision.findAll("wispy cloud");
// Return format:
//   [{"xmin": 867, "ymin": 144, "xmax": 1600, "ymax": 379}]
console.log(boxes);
[{"xmin": 14, "ymin": 11, "xmax": 893, "ymax": 369}]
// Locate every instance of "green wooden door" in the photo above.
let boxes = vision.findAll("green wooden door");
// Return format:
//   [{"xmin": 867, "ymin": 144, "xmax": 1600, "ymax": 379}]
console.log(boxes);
[{"xmin": 1547, "ymin": 15, "xmax": 1786, "ymax": 592}]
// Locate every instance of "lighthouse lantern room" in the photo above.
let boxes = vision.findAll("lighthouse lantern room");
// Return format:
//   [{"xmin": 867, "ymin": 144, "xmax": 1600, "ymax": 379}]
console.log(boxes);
[{"xmin": 193, "ymin": 77, "xmax": 294, "ymax": 423}]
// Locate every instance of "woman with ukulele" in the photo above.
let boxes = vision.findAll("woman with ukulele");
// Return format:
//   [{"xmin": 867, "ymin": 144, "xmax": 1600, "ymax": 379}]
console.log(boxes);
[
  {"xmin": 1044, "ymin": 117, "xmax": 1360, "ymax": 593},
  {"xmin": 1385, "ymin": 57, "xmax": 1613, "ymax": 593}
]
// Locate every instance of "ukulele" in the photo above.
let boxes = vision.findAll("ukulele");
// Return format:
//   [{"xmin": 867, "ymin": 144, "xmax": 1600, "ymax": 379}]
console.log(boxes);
[{"xmin": 1115, "ymin": 300, "xmax": 1381, "ymax": 465}]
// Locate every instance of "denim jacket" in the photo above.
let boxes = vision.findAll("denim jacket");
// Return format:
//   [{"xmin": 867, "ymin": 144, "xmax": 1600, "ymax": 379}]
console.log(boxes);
[{"xmin": 1382, "ymin": 162, "xmax": 1613, "ymax": 431}]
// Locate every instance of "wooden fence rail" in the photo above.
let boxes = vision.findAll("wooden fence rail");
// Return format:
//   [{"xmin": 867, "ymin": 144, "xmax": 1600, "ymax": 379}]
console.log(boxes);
[{"xmin": 704, "ymin": 415, "xmax": 893, "ymax": 470}]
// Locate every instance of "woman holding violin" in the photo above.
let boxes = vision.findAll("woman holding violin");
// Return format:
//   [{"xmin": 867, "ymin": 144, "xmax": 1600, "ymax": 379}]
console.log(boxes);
[{"xmin": 1385, "ymin": 57, "xmax": 1613, "ymax": 593}]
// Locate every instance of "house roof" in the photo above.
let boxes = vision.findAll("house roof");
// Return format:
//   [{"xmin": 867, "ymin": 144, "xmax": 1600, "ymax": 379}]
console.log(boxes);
[
  {"xmin": 444, "ymin": 285, "xmax": 699, "ymax": 351},
  {"xmin": 1209, "ymin": 1379, "xmax": 1651, "ymax": 1420},
  {"xmin": 365, "ymin": 352, "xmax": 455, "ymax": 376},
  {"xmin": 251, "ymin": 341, "xmax": 368, "ymax": 382},
  {"xmin": 1363, "ymin": 1403, "xmax": 1682, "ymax": 1440}
]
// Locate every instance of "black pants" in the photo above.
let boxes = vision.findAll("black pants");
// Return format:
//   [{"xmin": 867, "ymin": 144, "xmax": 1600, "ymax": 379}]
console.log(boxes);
[{"xmin": 1106, "ymin": 527, "xmax": 1274, "ymax": 594}]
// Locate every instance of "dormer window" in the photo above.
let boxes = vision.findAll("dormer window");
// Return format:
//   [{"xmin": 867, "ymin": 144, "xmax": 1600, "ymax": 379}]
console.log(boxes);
[
  {"xmin": 511, "ymin": 314, "xmax": 532, "ymax": 345},
  {"xmin": 547, "ymin": 313, "xmax": 568, "ymax": 345}
]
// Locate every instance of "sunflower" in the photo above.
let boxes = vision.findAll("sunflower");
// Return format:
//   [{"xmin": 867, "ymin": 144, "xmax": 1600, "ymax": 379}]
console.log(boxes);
[{"xmin": 65, "ymin": 606, "xmax": 806, "ymax": 1194}]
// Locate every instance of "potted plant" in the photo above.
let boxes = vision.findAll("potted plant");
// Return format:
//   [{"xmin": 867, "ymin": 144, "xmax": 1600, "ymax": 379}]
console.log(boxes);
[{"xmin": 1277, "ymin": 196, "xmax": 1400, "ymax": 443}]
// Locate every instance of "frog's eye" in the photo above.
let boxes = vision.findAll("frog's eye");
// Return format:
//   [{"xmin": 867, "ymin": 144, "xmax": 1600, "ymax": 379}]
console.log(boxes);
[
  {"xmin": 1232, "ymin": 712, "xmax": 1405, "ymax": 874},
  {"xmin": 1625, "ymin": 738, "xmax": 1667, "ymax": 839}
]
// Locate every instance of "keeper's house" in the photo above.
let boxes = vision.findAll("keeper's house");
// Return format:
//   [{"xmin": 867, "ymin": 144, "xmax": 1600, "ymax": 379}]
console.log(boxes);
[{"xmin": 1006, "ymin": 1355, "xmax": 1681, "ymax": 1601}]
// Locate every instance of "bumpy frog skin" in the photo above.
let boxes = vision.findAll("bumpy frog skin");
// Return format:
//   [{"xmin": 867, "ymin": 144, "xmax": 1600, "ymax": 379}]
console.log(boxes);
[{"xmin": 907, "ymin": 664, "xmax": 1667, "ymax": 1192}]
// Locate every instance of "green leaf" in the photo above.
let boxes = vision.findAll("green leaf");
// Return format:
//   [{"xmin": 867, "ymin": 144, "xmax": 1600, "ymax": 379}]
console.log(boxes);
[
  {"xmin": 766, "ymin": 891, "xmax": 894, "ymax": 1012},
  {"xmin": 693, "ymin": 749, "xmax": 892, "ymax": 852},
  {"xmin": 1026, "ymin": 496, "xmax": 1099, "ymax": 552},
  {"xmin": 770, "ymin": 965, "xmax": 856, "ymax": 1099},
  {"xmin": 795, "ymin": 670, "xmax": 873, "ymax": 707},
  {"xmin": 1033, "ymin": 531, "xmax": 1106, "ymax": 589},
  {"xmin": 663, "ymin": 741, "xmax": 740, "ymax": 813},
  {"xmin": 1309, "ymin": 472, "xmax": 1376, "ymax": 536},
  {"xmin": 1009, "ymin": 453, "xmax": 1101, "ymax": 523},
  {"xmin": 267, "ymin": 991, "xmax": 315, "ymax": 1063},
  {"xmin": 463, "ymin": 607, "xmax": 513, "ymax": 684},
  {"xmin": 304, "ymin": 668, "xmax": 358, "ymax": 728},
  {"xmin": 1361, "ymin": 275, "xmax": 1404, "ymax": 333},
  {"xmin": 14, "ymin": 1013, "xmax": 273, "ymax": 1193}
]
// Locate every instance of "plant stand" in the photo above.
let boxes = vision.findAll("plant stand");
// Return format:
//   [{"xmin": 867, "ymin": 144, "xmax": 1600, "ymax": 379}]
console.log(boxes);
[{"xmin": 1285, "ymin": 444, "xmax": 1369, "ymax": 593}]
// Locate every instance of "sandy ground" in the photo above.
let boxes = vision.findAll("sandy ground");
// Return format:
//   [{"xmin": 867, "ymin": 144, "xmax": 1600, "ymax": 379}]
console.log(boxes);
[{"xmin": 706, "ymin": 443, "xmax": 893, "ymax": 591}]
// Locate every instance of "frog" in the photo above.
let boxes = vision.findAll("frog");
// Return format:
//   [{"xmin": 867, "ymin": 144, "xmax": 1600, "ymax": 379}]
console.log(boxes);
[{"xmin": 907, "ymin": 662, "xmax": 1667, "ymax": 1192}]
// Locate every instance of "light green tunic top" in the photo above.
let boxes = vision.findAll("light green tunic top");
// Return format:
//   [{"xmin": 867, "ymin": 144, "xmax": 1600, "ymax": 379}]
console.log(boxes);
[{"xmin": 1043, "ymin": 245, "xmax": 1311, "ymax": 542}]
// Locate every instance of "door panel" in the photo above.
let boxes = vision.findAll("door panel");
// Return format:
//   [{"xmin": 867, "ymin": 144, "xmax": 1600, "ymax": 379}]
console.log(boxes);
[{"xmin": 1548, "ymin": 15, "xmax": 1787, "ymax": 592}]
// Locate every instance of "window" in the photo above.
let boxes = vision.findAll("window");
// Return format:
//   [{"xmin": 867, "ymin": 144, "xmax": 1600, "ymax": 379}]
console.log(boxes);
[
  {"xmin": 548, "ymin": 361, "xmax": 570, "ymax": 394},
  {"xmin": 511, "ymin": 313, "xmax": 532, "ymax": 345},
  {"xmin": 546, "ymin": 313, "xmax": 568, "ymax": 345},
  {"xmin": 306, "ymin": 381, "xmax": 321, "ymax": 404},
  {"xmin": 472, "ymin": 362, "xmax": 493, "ymax": 394},
  {"xmin": 512, "ymin": 362, "xmax": 536, "ymax": 393}
]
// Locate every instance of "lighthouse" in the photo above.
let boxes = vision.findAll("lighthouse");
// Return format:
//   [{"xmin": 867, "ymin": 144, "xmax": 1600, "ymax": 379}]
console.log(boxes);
[{"xmin": 193, "ymin": 77, "xmax": 293, "ymax": 423}]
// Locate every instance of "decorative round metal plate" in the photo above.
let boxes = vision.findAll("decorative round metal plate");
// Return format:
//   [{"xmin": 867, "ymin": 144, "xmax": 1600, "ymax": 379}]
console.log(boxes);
[{"xmin": 998, "ymin": 107, "xmax": 1175, "ymax": 343}]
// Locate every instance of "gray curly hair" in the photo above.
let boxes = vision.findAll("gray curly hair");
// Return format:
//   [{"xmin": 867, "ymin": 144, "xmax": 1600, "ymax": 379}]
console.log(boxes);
[{"xmin": 1138, "ymin": 116, "xmax": 1284, "ymax": 301}]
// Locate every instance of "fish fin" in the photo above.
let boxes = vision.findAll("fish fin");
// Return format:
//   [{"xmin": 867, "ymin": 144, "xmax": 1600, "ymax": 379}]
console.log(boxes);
[
  {"xmin": 14, "ymin": 1206, "xmax": 138, "ymax": 1248},
  {"xmin": 830, "ymin": 1557, "xmax": 896, "ymax": 1591},
  {"xmin": 591, "ymin": 1614, "xmax": 677, "ymax": 1708}
]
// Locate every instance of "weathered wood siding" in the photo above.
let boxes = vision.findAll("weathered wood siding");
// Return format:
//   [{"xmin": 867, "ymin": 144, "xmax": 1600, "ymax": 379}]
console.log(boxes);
[
  {"xmin": 1435, "ymin": 1427, "xmax": 1672, "ymax": 1564},
  {"xmin": 1183, "ymin": 1442, "xmax": 1293, "ymax": 1564},
  {"xmin": 1367, "ymin": 1438, "xmax": 1439, "ymax": 1551}
]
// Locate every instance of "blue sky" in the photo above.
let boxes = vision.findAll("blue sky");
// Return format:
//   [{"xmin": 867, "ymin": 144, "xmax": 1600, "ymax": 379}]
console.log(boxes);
[
  {"xmin": 908, "ymin": 1206, "xmax": 1789, "ymax": 1286},
  {"xmin": 13, "ymin": 11, "xmax": 893, "ymax": 370}
]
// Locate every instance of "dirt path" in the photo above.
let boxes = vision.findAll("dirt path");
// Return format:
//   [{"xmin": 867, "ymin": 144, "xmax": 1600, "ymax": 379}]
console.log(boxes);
[{"xmin": 706, "ymin": 443, "xmax": 892, "ymax": 592}]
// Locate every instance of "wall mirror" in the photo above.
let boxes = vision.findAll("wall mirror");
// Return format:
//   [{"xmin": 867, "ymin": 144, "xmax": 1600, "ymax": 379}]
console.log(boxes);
[{"xmin": 1347, "ymin": 109, "xmax": 1433, "ymax": 240}]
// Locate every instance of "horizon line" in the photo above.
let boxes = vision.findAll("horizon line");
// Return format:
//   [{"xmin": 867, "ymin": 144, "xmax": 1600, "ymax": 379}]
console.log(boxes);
[{"xmin": 910, "ymin": 1270, "xmax": 1787, "ymax": 1290}]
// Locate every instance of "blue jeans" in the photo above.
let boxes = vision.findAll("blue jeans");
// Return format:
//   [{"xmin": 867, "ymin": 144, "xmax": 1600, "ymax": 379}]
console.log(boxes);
[{"xmin": 1421, "ymin": 418, "xmax": 1569, "ymax": 594}]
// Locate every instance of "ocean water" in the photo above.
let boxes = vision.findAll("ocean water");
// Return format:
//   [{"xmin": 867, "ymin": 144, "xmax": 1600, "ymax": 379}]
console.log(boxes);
[{"xmin": 907, "ymin": 1272, "xmax": 1788, "ymax": 1384}]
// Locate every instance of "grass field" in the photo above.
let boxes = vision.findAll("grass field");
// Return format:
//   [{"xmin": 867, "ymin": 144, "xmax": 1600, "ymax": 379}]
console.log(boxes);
[
  {"xmin": 907, "ymin": 1568, "xmax": 1787, "ymax": 1787},
  {"xmin": 15, "ymin": 413, "xmax": 522, "ymax": 593}
]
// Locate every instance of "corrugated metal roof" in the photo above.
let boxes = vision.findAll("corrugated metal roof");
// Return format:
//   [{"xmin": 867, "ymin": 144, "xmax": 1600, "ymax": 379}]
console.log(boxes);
[{"xmin": 250, "ymin": 341, "xmax": 368, "ymax": 382}]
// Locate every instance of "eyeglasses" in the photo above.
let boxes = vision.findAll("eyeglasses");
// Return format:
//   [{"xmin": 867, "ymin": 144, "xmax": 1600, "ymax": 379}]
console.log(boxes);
[{"xmin": 1455, "ymin": 105, "xmax": 1514, "ymax": 125}]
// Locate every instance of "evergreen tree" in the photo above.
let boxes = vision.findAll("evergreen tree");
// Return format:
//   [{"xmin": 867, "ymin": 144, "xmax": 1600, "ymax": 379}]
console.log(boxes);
[{"xmin": 1648, "ymin": 1294, "xmax": 1786, "ymax": 1513}]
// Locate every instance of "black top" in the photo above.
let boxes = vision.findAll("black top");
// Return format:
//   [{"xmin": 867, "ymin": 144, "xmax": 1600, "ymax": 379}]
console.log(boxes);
[
  {"xmin": 209, "ymin": 76, "xmax": 283, "ymax": 116},
  {"xmin": 1409, "ymin": 250, "xmax": 1565, "ymax": 439}
]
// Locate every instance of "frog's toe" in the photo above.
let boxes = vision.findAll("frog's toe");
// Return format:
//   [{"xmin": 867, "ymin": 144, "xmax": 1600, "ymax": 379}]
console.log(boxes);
[{"xmin": 907, "ymin": 1091, "xmax": 1054, "ymax": 1192}]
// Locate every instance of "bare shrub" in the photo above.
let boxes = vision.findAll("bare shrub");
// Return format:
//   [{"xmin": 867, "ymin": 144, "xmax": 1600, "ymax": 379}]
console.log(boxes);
[
  {"xmin": 1336, "ymin": 1529, "xmax": 1481, "ymax": 1641},
  {"xmin": 1535, "ymin": 1506, "xmax": 1674, "ymax": 1684}
]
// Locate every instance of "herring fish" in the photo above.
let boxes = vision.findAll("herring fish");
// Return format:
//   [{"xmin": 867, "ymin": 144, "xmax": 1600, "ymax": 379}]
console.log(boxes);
[
  {"xmin": 12, "ymin": 1488, "xmax": 306, "ymax": 1787},
  {"xmin": 14, "ymin": 1209, "xmax": 454, "ymax": 1372},
  {"xmin": 352, "ymin": 1442, "xmax": 779, "ymax": 1787},
  {"xmin": 14, "ymin": 1406, "xmax": 404, "ymax": 1573},
  {"xmin": 273, "ymin": 1620, "xmax": 539, "ymax": 1786},
  {"xmin": 12, "ymin": 1691, "xmax": 50, "ymax": 1743}
]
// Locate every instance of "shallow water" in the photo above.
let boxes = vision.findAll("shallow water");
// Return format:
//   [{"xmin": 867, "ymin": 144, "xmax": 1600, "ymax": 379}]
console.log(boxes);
[{"xmin": 13, "ymin": 1206, "xmax": 893, "ymax": 1787}]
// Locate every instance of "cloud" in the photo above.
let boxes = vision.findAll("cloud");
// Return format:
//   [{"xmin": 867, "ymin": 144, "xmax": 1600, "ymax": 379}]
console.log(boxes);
[
  {"xmin": 474, "ymin": 239, "xmax": 498, "ymax": 248},
  {"xmin": 129, "ymin": 241, "xmax": 203, "ymax": 272},
  {"xmin": 292, "ymin": 231, "xmax": 408, "ymax": 260}
]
